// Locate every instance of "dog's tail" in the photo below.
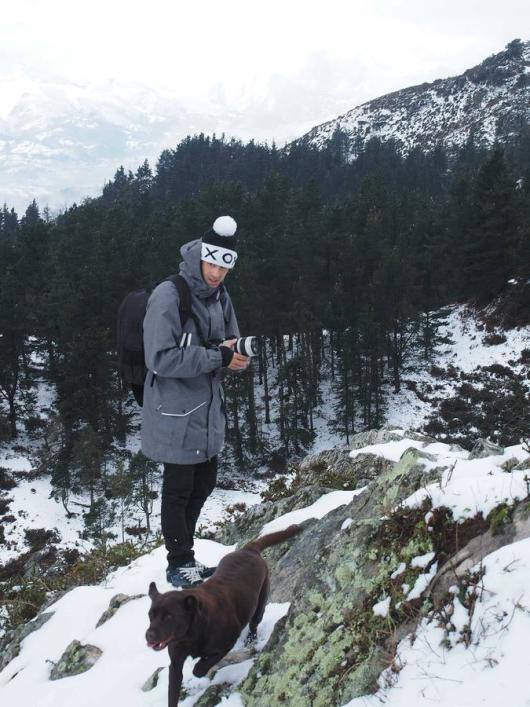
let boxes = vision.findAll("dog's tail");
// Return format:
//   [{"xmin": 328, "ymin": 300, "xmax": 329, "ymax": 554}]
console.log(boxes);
[{"xmin": 243, "ymin": 524, "xmax": 301, "ymax": 553}]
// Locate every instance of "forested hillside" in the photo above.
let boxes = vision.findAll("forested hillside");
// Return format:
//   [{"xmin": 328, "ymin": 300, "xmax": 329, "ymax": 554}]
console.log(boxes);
[{"xmin": 0, "ymin": 130, "xmax": 529, "ymax": 536}]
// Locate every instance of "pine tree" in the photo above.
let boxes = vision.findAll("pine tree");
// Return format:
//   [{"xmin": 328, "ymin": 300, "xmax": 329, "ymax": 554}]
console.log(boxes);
[{"xmin": 464, "ymin": 149, "xmax": 518, "ymax": 302}]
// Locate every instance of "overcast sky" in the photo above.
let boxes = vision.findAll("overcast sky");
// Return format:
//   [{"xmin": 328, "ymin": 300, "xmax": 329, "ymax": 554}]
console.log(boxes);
[{"xmin": 1, "ymin": 0, "xmax": 529, "ymax": 131}]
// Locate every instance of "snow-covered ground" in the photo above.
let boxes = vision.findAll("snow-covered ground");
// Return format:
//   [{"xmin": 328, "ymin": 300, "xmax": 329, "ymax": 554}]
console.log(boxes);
[
  {"xmin": 0, "ymin": 487, "xmax": 355, "ymax": 706},
  {"xmin": 382, "ymin": 303, "xmax": 528, "ymax": 431},
  {"xmin": 0, "ymin": 537, "xmax": 286, "ymax": 706},
  {"xmin": 1, "ymin": 431, "xmax": 530, "ymax": 705},
  {"xmin": 0, "ymin": 451, "xmax": 260, "ymax": 566},
  {"xmin": 311, "ymin": 304, "xmax": 529, "ymax": 451}
]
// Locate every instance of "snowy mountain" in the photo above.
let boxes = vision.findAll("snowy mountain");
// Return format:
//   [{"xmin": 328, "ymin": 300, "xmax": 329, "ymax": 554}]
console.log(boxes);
[
  {"xmin": 0, "ymin": 74, "xmax": 340, "ymax": 214},
  {"xmin": 295, "ymin": 39, "xmax": 530, "ymax": 156},
  {"xmin": 0, "ymin": 77, "xmax": 221, "ymax": 213}
]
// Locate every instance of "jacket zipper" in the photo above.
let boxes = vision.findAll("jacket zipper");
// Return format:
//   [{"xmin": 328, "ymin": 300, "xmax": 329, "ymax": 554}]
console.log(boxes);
[{"xmin": 158, "ymin": 401, "xmax": 207, "ymax": 417}]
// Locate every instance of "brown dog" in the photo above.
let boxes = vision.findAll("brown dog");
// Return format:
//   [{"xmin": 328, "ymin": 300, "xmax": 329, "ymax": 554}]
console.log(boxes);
[{"xmin": 146, "ymin": 524, "xmax": 300, "ymax": 705}]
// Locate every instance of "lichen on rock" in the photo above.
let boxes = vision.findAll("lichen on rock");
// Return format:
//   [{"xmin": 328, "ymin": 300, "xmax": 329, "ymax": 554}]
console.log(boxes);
[
  {"xmin": 237, "ymin": 445, "xmax": 449, "ymax": 705},
  {"xmin": 49, "ymin": 640, "xmax": 102, "ymax": 680}
]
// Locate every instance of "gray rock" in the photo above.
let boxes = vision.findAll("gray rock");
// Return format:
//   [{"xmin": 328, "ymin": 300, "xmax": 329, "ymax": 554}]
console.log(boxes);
[
  {"xmin": 269, "ymin": 446, "xmax": 444, "ymax": 603},
  {"xmin": 430, "ymin": 502, "xmax": 530, "ymax": 605},
  {"xmin": 216, "ymin": 486, "xmax": 334, "ymax": 546},
  {"xmin": 49, "ymin": 640, "xmax": 102, "ymax": 680},
  {"xmin": 403, "ymin": 429, "xmax": 439, "ymax": 444},
  {"xmin": 501, "ymin": 457, "xmax": 520, "ymax": 472},
  {"xmin": 0, "ymin": 611, "xmax": 54, "ymax": 672},
  {"xmin": 96, "ymin": 593, "xmax": 144, "ymax": 628},
  {"xmin": 514, "ymin": 456, "xmax": 530, "ymax": 471},
  {"xmin": 299, "ymin": 449, "xmax": 394, "ymax": 489},
  {"xmin": 238, "ymin": 445, "xmax": 448, "ymax": 705},
  {"xmin": 141, "ymin": 666, "xmax": 165, "ymax": 692},
  {"xmin": 206, "ymin": 647, "xmax": 256, "ymax": 679},
  {"xmin": 469, "ymin": 439, "xmax": 505, "ymax": 459},
  {"xmin": 22, "ymin": 548, "xmax": 57, "ymax": 579},
  {"xmin": 348, "ymin": 428, "xmax": 404, "ymax": 450},
  {"xmin": 195, "ymin": 683, "xmax": 233, "ymax": 707}
]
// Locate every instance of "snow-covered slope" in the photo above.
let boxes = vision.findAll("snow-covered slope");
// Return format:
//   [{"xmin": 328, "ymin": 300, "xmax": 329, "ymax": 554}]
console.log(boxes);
[
  {"xmin": 296, "ymin": 39, "xmax": 530, "ymax": 157},
  {"xmin": 311, "ymin": 302, "xmax": 529, "ymax": 453},
  {"xmin": 1, "ymin": 434, "xmax": 529, "ymax": 706},
  {"xmin": 0, "ymin": 538, "xmax": 287, "ymax": 706}
]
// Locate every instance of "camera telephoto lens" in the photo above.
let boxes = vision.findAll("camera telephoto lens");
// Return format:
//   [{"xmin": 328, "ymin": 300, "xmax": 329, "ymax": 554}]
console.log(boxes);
[{"xmin": 234, "ymin": 337, "xmax": 260, "ymax": 357}]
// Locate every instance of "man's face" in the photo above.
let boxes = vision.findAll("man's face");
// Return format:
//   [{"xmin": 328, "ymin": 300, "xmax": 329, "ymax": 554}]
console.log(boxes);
[{"xmin": 201, "ymin": 261, "xmax": 230, "ymax": 288}]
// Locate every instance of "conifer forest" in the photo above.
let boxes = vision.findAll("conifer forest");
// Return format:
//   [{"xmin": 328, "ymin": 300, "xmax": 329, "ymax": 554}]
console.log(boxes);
[{"xmin": 0, "ymin": 130, "xmax": 529, "ymax": 531}]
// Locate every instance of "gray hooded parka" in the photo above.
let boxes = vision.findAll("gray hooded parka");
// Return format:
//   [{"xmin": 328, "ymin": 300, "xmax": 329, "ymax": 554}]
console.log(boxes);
[{"xmin": 141, "ymin": 239, "xmax": 240, "ymax": 464}]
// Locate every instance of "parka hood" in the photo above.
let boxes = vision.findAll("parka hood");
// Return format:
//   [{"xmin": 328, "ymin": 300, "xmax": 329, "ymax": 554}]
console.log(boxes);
[{"xmin": 179, "ymin": 239, "xmax": 219, "ymax": 299}]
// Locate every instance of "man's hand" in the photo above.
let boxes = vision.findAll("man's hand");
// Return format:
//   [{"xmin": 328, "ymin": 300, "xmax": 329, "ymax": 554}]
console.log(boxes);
[
  {"xmin": 220, "ymin": 339, "xmax": 250, "ymax": 370},
  {"xmin": 229, "ymin": 352, "xmax": 250, "ymax": 370}
]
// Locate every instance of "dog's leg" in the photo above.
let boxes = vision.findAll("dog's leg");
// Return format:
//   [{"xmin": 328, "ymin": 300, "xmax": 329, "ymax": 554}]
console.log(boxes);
[
  {"xmin": 192, "ymin": 651, "xmax": 228, "ymax": 678},
  {"xmin": 246, "ymin": 575, "xmax": 270, "ymax": 645},
  {"xmin": 168, "ymin": 646, "xmax": 186, "ymax": 706}
]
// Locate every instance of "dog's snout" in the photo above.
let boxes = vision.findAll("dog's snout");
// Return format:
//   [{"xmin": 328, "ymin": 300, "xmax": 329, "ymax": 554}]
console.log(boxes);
[{"xmin": 145, "ymin": 627, "xmax": 156, "ymax": 643}]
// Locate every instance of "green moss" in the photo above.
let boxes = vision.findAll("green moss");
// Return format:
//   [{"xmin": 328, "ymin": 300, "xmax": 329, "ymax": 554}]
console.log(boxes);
[{"xmin": 487, "ymin": 502, "xmax": 513, "ymax": 535}]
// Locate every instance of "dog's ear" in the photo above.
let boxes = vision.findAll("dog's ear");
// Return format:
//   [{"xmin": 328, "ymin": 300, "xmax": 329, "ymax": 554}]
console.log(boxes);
[
  {"xmin": 148, "ymin": 581, "xmax": 159, "ymax": 599},
  {"xmin": 184, "ymin": 595, "xmax": 197, "ymax": 612}
]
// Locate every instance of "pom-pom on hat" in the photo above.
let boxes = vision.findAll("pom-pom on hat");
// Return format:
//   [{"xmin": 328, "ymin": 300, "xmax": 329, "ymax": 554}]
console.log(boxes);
[{"xmin": 201, "ymin": 215, "xmax": 238, "ymax": 269}]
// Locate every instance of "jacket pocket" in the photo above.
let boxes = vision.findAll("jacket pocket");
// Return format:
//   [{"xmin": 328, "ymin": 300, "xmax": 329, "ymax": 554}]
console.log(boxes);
[
  {"xmin": 155, "ymin": 401, "xmax": 207, "ymax": 449},
  {"xmin": 157, "ymin": 401, "xmax": 208, "ymax": 417}
]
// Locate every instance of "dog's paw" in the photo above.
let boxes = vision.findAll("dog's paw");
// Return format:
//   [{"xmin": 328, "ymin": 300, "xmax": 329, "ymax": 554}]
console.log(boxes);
[
  {"xmin": 244, "ymin": 630, "xmax": 257, "ymax": 647},
  {"xmin": 192, "ymin": 660, "xmax": 208, "ymax": 678}
]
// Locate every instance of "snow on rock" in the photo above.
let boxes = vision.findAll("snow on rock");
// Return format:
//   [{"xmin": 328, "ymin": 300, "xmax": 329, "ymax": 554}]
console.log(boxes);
[
  {"xmin": 410, "ymin": 551, "xmax": 435, "ymax": 569},
  {"xmin": 349, "ymin": 437, "xmax": 468, "ymax": 462},
  {"xmin": 343, "ymin": 536, "xmax": 530, "ymax": 707},
  {"xmin": 390, "ymin": 562, "xmax": 406, "ymax": 579},
  {"xmin": 347, "ymin": 429, "xmax": 529, "ymax": 524},
  {"xmin": 260, "ymin": 488, "xmax": 366, "ymax": 535},
  {"xmin": 406, "ymin": 563, "xmax": 438, "ymax": 601},
  {"xmin": 402, "ymin": 443, "xmax": 529, "ymax": 521},
  {"xmin": 372, "ymin": 597, "xmax": 391, "ymax": 618}
]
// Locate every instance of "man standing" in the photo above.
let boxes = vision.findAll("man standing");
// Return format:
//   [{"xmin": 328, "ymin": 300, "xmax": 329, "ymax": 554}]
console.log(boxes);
[{"xmin": 141, "ymin": 216, "xmax": 248, "ymax": 587}]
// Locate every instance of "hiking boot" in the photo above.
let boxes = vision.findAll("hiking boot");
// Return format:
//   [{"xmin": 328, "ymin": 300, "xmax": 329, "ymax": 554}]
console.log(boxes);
[
  {"xmin": 166, "ymin": 562, "xmax": 203, "ymax": 588},
  {"xmin": 195, "ymin": 560, "xmax": 217, "ymax": 579}
]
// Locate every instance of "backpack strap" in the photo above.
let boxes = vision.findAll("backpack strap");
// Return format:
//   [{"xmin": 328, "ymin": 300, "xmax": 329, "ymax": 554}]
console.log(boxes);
[{"xmin": 166, "ymin": 274, "xmax": 208, "ymax": 346}]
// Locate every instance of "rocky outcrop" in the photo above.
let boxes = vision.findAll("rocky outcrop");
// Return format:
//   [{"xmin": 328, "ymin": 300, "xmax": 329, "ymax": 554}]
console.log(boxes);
[
  {"xmin": 225, "ymin": 448, "xmax": 451, "ymax": 705},
  {"xmin": 469, "ymin": 439, "xmax": 505, "ymax": 459},
  {"xmin": 299, "ymin": 449, "xmax": 394, "ymax": 490},
  {"xmin": 96, "ymin": 593, "xmax": 144, "ymax": 628},
  {"xmin": 216, "ymin": 485, "xmax": 334, "ymax": 547},
  {"xmin": 49, "ymin": 640, "xmax": 102, "ymax": 680},
  {"xmin": 429, "ymin": 501, "xmax": 530, "ymax": 605},
  {"xmin": 0, "ymin": 611, "xmax": 54, "ymax": 672},
  {"xmin": 141, "ymin": 666, "xmax": 165, "ymax": 692}
]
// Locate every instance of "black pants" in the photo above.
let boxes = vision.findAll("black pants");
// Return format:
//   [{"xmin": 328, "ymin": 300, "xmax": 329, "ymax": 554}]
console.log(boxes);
[{"xmin": 161, "ymin": 456, "xmax": 217, "ymax": 567}]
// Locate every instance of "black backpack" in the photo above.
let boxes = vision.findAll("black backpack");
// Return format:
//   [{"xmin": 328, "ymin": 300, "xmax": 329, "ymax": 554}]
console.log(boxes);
[{"xmin": 117, "ymin": 275, "xmax": 193, "ymax": 406}]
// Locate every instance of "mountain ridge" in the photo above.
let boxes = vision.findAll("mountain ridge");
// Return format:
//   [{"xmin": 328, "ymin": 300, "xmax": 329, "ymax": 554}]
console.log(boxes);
[{"xmin": 295, "ymin": 38, "xmax": 530, "ymax": 156}]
